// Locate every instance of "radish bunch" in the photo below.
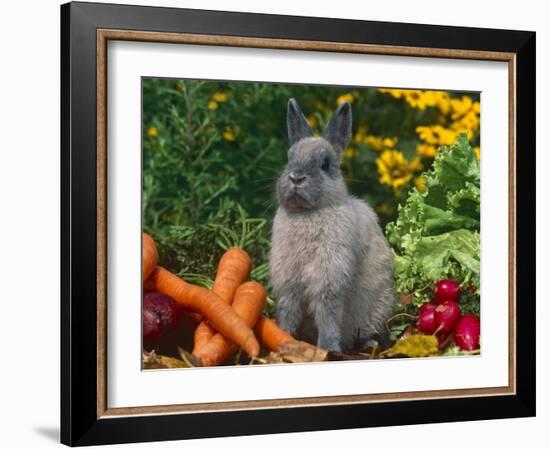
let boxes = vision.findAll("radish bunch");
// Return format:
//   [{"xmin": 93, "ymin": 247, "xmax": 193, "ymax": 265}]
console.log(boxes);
[{"xmin": 416, "ymin": 279, "xmax": 480, "ymax": 351}]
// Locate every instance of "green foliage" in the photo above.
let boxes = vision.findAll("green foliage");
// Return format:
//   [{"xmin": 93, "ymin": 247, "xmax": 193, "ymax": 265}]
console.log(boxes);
[{"xmin": 386, "ymin": 135, "xmax": 481, "ymax": 313}]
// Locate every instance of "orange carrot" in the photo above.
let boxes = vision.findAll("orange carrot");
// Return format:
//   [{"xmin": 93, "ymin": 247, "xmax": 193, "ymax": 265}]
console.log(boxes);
[
  {"xmin": 254, "ymin": 316, "xmax": 295, "ymax": 352},
  {"xmin": 142, "ymin": 233, "xmax": 159, "ymax": 281},
  {"xmin": 145, "ymin": 267, "xmax": 260, "ymax": 357},
  {"xmin": 193, "ymin": 320, "xmax": 216, "ymax": 350},
  {"xmin": 194, "ymin": 281, "xmax": 266, "ymax": 366},
  {"xmin": 193, "ymin": 248, "xmax": 252, "ymax": 351},
  {"xmin": 211, "ymin": 247, "xmax": 252, "ymax": 302}
]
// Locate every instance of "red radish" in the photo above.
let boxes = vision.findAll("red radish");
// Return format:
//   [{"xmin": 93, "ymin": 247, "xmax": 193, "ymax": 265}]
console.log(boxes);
[
  {"xmin": 417, "ymin": 303, "xmax": 437, "ymax": 334},
  {"xmin": 143, "ymin": 292, "xmax": 182, "ymax": 351},
  {"xmin": 434, "ymin": 279, "xmax": 461, "ymax": 304},
  {"xmin": 434, "ymin": 300, "xmax": 461, "ymax": 334},
  {"xmin": 454, "ymin": 315, "xmax": 480, "ymax": 351}
]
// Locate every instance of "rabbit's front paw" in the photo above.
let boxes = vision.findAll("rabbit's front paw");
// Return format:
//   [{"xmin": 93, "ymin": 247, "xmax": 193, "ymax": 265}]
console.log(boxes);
[
  {"xmin": 315, "ymin": 306, "xmax": 347, "ymax": 352},
  {"xmin": 317, "ymin": 333, "xmax": 343, "ymax": 352}
]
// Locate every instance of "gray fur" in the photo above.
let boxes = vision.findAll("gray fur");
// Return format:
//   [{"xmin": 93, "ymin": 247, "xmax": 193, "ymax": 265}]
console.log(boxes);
[
  {"xmin": 287, "ymin": 98, "xmax": 313, "ymax": 146},
  {"xmin": 269, "ymin": 98, "xmax": 395, "ymax": 352}
]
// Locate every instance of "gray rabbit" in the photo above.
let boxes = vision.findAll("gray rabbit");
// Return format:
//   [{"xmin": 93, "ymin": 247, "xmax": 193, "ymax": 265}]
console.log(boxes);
[{"xmin": 269, "ymin": 98, "xmax": 395, "ymax": 352}]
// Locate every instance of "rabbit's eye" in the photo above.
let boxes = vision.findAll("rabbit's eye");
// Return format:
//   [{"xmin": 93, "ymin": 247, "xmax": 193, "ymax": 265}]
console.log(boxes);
[{"xmin": 321, "ymin": 157, "xmax": 330, "ymax": 171}]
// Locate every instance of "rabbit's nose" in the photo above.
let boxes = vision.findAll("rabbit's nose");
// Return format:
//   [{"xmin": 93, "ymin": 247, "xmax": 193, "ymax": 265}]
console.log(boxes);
[{"xmin": 289, "ymin": 173, "xmax": 306, "ymax": 186}]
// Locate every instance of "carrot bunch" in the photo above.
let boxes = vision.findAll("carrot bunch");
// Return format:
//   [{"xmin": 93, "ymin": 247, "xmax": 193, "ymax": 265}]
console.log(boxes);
[
  {"xmin": 142, "ymin": 233, "xmax": 294, "ymax": 366},
  {"xmin": 193, "ymin": 248, "xmax": 253, "ymax": 352}
]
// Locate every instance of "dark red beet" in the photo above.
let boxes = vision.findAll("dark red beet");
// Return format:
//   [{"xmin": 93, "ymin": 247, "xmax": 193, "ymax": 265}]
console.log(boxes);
[
  {"xmin": 143, "ymin": 307, "xmax": 162, "ymax": 341},
  {"xmin": 143, "ymin": 292, "xmax": 182, "ymax": 351},
  {"xmin": 417, "ymin": 303, "xmax": 437, "ymax": 334},
  {"xmin": 454, "ymin": 315, "xmax": 480, "ymax": 351},
  {"xmin": 434, "ymin": 279, "xmax": 461, "ymax": 304},
  {"xmin": 437, "ymin": 332, "xmax": 453, "ymax": 349},
  {"xmin": 434, "ymin": 300, "xmax": 461, "ymax": 334}
]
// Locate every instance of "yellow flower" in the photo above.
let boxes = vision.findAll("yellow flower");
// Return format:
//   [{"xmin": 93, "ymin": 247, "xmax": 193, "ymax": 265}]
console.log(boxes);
[
  {"xmin": 415, "ymin": 176, "xmax": 427, "ymax": 193},
  {"xmin": 212, "ymin": 92, "xmax": 228, "ymax": 102},
  {"xmin": 403, "ymin": 90, "xmax": 427, "ymax": 110},
  {"xmin": 343, "ymin": 147, "xmax": 358, "ymax": 159},
  {"xmin": 208, "ymin": 100, "xmax": 218, "ymax": 110},
  {"xmin": 473, "ymin": 146, "xmax": 480, "ymax": 160},
  {"xmin": 420, "ymin": 91, "xmax": 448, "ymax": 107},
  {"xmin": 336, "ymin": 93, "xmax": 354, "ymax": 105},
  {"xmin": 380, "ymin": 88, "xmax": 453, "ymax": 114},
  {"xmin": 416, "ymin": 143, "xmax": 437, "ymax": 158},
  {"xmin": 364, "ymin": 135, "xmax": 384, "ymax": 151},
  {"xmin": 416, "ymin": 125, "xmax": 458, "ymax": 146},
  {"xmin": 436, "ymin": 99, "xmax": 451, "ymax": 115},
  {"xmin": 364, "ymin": 135, "xmax": 398, "ymax": 151},
  {"xmin": 383, "ymin": 137, "xmax": 398, "ymax": 148},
  {"xmin": 376, "ymin": 150, "xmax": 421, "ymax": 193},
  {"xmin": 408, "ymin": 156, "xmax": 423, "ymax": 172},
  {"xmin": 427, "ymin": 91, "xmax": 451, "ymax": 114},
  {"xmin": 450, "ymin": 96, "xmax": 474, "ymax": 119},
  {"xmin": 223, "ymin": 126, "xmax": 236, "ymax": 142},
  {"xmin": 354, "ymin": 125, "xmax": 369, "ymax": 143},
  {"xmin": 147, "ymin": 127, "xmax": 159, "ymax": 138},
  {"xmin": 307, "ymin": 114, "xmax": 318, "ymax": 128},
  {"xmin": 450, "ymin": 111, "xmax": 480, "ymax": 137},
  {"xmin": 378, "ymin": 88, "xmax": 406, "ymax": 99}
]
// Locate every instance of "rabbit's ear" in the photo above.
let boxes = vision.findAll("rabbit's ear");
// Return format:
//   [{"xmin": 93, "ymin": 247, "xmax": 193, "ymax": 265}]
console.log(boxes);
[
  {"xmin": 287, "ymin": 98, "xmax": 312, "ymax": 146},
  {"xmin": 323, "ymin": 102, "xmax": 352, "ymax": 153}
]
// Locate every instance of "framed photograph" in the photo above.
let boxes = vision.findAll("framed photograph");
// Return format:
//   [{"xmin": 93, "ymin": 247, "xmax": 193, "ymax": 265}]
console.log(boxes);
[{"xmin": 61, "ymin": 1, "xmax": 535, "ymax": 446}]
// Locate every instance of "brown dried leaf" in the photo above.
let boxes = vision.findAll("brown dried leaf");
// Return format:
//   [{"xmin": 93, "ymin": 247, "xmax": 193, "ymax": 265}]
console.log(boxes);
[
  {"xmin": 142, "ymin": 350, "xmax": 199, "ymax": 369},
  {"xmin": 177, "ymin": 348, "xmax": 203, "ymax": 367},
  {"xmin": 398, "ymin": 325, "xmax": 418, "ymax": 341},
  {"xmin": 277, "ymin": 340, "xmax": 328, "ymax": 363},
  {"xmin": 400, "ymin": 293, "xmax": 413, "ymax": 305},
  {"xmin": 263, "ymin": 352, "xmax": 286, "ymax": 364}
]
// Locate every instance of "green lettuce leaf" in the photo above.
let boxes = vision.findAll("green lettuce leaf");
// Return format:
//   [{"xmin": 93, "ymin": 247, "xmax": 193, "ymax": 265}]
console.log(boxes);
[{"xmin": 386, "ymin": 134, "xmax": 480, "ymax": 310}]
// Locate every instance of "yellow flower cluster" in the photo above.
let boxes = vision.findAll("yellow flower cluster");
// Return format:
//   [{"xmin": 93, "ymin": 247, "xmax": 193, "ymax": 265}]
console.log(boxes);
[
  {"xmin": 364, "ymin": 135, "xmax": 398, "ymax": 151},
  {"xmin": 378, "ymin": 89, "xmax": 450, "ymax": 113},
  {"xmin": 208, "ymin": 91, "xmax": 229, "ymax": 110},
  {"xmin": 147, "ymin": 127, "xmax": 159, "ymax": 138},
  {"xmin": 416, "ymin": 125, "xmax": 459, "ymax": 146},
  {"xmin": 379, "ymin": 89, "xmax": 481, "ymax": 160},
  {"xmin": 414, "ymin": 96, "xmax": 480, "ymax": 158},
  {"xmin": 448, "ymin": 96, "xmax": 480, "ymax": 139},
  {"xmin": 353, "ymin": 125, "xmax": 398, "ymax": 153},
  {"xmin": 376, "ymin": 149, "xmax": 423, "ymax": 194}
]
